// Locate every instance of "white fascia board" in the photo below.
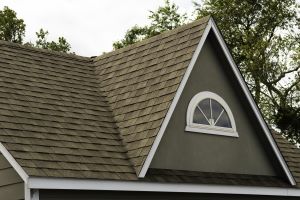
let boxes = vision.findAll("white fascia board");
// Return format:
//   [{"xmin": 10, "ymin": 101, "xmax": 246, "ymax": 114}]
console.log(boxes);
[
  {"xmin": 137, "ymin": 17, "xmax": 296, "ymax": 186},
  {"xmin": 28, "ymin": 177, "xmax": 300, "ymax": 197},
  {"xmin": 0, "ymin": 142, "xmax": 28, "ymax": 182},
  {"xmin": 138, "ymin": 18, "xmax": 213, "ymax": 178},
  {"xmin": 209, "ymin": 19, "xmax": 296, "ymax": 186}
]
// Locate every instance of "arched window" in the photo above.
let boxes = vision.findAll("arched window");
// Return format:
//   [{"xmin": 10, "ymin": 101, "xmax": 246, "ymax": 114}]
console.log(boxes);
[{"xmin": 185, "ymin": 91, "xmax": 238, "ymax": 137}]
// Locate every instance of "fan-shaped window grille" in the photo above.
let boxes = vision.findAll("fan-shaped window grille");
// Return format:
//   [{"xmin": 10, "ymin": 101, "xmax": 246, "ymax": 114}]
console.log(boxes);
[{"xmin": 186, "ymin": 91, "xmax": 238, "ymax": 137}]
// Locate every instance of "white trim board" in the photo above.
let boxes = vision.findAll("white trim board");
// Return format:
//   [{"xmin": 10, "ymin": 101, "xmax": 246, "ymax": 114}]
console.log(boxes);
[
  {"xmin": 0, "ymin": 142, "xmax": 28, "ymax": 182},
  {"xmin": 28, "ymin": 177, "xmax": 300, "ymax": 197},
  {"xmin": 137, "ymin": 18, "xmax": 296, "ymax": 186}
]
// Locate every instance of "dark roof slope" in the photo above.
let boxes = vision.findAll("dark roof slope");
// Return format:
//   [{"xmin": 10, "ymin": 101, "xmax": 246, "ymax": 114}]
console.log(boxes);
[
  {"xmin": 94, "ymin": 16, "xmax": 210, "ymax": 173},
  {"xmin": 0, "ymin": 40, "xmax": 136, "ymax": 180}
]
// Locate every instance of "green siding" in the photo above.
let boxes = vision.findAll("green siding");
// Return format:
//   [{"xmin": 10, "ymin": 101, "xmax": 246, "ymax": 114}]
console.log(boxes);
[
  {"xmin": 150, "ymin": 32, "xmax": 281, "ymax": 176},
  {"xmin": 0, "ymin": 154, "xmax": 24, "ymax": 200}
]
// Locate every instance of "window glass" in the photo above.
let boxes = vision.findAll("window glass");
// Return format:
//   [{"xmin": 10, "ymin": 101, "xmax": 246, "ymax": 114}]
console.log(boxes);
[
  {"xmin": 193, "ymin": 106, "xmax": 209, "ymax": 125},
  {"xmin": 193, "ymin": 98, "xmax": 232, "ymax": 128},
  {"xmin": 215, "ymin": 111, "xmax": 232, "ymax": 128}
]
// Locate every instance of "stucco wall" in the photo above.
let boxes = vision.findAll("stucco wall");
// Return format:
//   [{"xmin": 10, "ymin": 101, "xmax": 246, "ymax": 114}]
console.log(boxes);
[
  {"xmin": 0, "ymin": 153, "xmax": 24, "ymax": 200},
  {"xmin": 150, "ymin": 32, "xmax": 280, "ymax": 176}
]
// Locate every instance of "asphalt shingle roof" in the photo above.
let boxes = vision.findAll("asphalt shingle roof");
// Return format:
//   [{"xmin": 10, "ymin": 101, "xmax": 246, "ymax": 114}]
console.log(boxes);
[
  {"xmin": 94, "ymin": 16, "xmax": 210, "ymax": 173},
  {"xmin": 0, "ymin": 40, "xmax": 136, "ymax": 180},
  {"xmin": 0, "ymin": 16, "xmax": 299, "ymax": 188}
]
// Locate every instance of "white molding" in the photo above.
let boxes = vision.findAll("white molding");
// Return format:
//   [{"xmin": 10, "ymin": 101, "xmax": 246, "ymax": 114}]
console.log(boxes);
[
  {"xmin": 137, "ymin": 17, "xmax": 296, "ymax": 186},
  {"xmin": 138, "ymin": 19, "xmax": 213, "ymax": 178},
  {"xmin": 185, "ymin": 126, "xmax": 238, "ymax": 137},
  {"xmin": 25, "ymin": 183, "xmax": 31, "ymax": 200},
  {"xmin": 185, "ymin": 91, "xmax": 238, "ymax": 137},
  {"xmin": 0, "ymin": 142, "xmax": 28, "ymax": 182},
  {"xmin": 210, "ymin": 19, "xmax": 296, "ymax": 186},
  {"xmin": 28, "ymin": 177, "xmax": 300, "ymax": 197}
]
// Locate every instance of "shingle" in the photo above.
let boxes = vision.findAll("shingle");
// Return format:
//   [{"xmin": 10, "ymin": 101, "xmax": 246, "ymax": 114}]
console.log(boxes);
[
  {"xmin": 0, "ymin": 15, "xmax": 293, "ymax": 188},
  {"xmin": 0, "ymin": 39, "xmax": 135, "ymax": 180}
]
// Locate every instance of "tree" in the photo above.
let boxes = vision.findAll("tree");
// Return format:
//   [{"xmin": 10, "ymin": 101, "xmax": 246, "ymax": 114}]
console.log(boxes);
[
  {"xmin": 34, "ymin": 29, "xmax": 71, "ymax": 53},
  {"xmin": 194, "ymin": 0, "xmax": 300, "ymax": 141},
  {"xmin": 0, "ymin": 6, "xmax": 71, "ymax": 53},
  {"xmin": 0, "ymin": 6, "xmax": 25, "ymax": 43},
  {"xmin": 113, "ymin": 0, "xmax": 187, "ymax": 49}
]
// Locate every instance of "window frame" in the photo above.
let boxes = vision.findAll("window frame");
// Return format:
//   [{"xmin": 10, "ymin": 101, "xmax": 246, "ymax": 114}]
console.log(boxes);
[{"xmin": 185, "ymin": 91, "xmax": 238, "ymax": 137}]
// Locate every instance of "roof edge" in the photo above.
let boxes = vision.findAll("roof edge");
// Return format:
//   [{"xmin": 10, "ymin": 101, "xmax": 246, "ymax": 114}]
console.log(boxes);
[
  {"xmin": 93, "ymin": 15, "xmax": 211, "ymax": 62},
  {"xmin": 0, "ymin": 142, "xmax": 28, "ymax": 182},
  {"xmin": 209, "ymin": 18, "xmax": 296, "ymax": 186},
  {"xmin": 28, "ymin": 177, "xmax": 300, "ymax": 196},
  {"xmin": 0, "ymin": 40, "xmax": 91, "ymax": 62}
]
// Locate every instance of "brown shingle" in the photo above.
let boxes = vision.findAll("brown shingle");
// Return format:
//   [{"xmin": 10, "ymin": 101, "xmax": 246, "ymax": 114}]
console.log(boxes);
[
  {"xmin": 1, "ymin": 15, "xmax": 298, "ymax": 188},
  {"xmin": 94, "ymin": 16, "xmax": 210, "ymax": 173},
  {"xmin": 0, "ymin": 40, "xmax": 135, "ymax": 180}
]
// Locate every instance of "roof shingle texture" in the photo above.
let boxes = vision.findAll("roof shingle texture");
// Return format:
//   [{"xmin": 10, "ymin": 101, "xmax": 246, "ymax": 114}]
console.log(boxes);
[
  {"xmin": 272, "ymin": 131, "xmax": 300, "ymax": 187},
  {"xmin": 0, "ymin": 16, "xmax": 299, "ymax": 188},
  {"xmin": 0, "ymin": 41, "xmax": 136, "ymax": 180},
  {"xmin": 94, "ymin": 16, "xmax": 210, "ymax": 173}
]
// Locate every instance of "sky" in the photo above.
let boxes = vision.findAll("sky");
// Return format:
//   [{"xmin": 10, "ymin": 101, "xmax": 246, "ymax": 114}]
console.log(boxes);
[{"xmin": 0, "ymin": 0, "xmax": 195, "ymax": 56}]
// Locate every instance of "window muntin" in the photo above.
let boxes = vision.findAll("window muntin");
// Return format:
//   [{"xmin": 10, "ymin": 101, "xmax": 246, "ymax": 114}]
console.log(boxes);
[
  {"xmin": 194, "ymin": 98, "xmax": 232, "ymax": 128},
  {"xmin": 186, "ymin": 91, "xmax": 238, "ymax": 137}
]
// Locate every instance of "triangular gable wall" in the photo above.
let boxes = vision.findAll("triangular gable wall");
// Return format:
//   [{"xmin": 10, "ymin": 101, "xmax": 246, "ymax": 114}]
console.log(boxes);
[
  {"xmin": 138, "ymin": 18, "xmax": 295, "ymax": 185},
  {"xmin": 150, "ymin": 32, "xmax": 279, "ymax": 176}
]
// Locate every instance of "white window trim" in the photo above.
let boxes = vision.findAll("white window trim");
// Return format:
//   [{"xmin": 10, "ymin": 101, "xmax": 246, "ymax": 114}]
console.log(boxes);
[{"xmin": 185, "ymin": 91, "xmax": 238, "ymax": 137}]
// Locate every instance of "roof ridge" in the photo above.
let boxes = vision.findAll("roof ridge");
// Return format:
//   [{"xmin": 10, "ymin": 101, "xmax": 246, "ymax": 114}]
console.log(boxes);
[
  {"xmin": 0, "ymin": 40, "xmax": 92, "ymax": 62},
  {"xmin": 93, "ymin": 15, "xmax": 211, "ymax": 62}
]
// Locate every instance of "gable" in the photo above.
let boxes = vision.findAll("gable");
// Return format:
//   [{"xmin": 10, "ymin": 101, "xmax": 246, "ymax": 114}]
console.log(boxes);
[{"xmin": 150, "ymin": 32, "xmax": 284, "ymax": 177}]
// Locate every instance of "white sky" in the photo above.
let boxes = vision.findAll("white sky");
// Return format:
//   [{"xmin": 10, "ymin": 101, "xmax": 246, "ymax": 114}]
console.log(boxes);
[{"xmin": 0, "ymin": 0, "xmax": 195, "ymax": 56}]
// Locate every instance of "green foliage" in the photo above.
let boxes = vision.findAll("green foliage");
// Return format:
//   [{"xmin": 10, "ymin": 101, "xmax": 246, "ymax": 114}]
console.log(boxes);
[
  {"xmin": 0, "ymin": 6, "xmax": 25, "ymax": 43},
  {"xmin": 35, "ymin": 29, "xmax": 71, "ymax": 53},
  {"xmin": 113, "ymin": 25, "xmax": 150, "ymax": 49},
  {"xmin": 0, "ymin": 6, "xmax": 71, "ymax": 53},
  {"xmin": 148, "ymin": 0, "xmax": 187, "ymax": 35},
  {"xmin": 194, "ymin": 0, "xmax": 300, "ymax": 141},
  {"xmin": 113, "ymin": 0, "xmax": 187, "ymax": 49}
]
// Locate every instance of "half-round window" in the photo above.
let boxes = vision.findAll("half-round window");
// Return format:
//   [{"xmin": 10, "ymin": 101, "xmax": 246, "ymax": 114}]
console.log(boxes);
[{"xmin": 186, "ymin": 91, "xmax": 238, "ymax": 137}]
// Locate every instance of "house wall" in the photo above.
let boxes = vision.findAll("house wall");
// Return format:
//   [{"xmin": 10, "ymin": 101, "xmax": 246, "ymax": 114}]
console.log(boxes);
[
  {"xmin": 0, "ymin": 153, "xmax": 24, "ymax": 200},
  {"xmin": 39, "ymin": 190, "xmax": 300, "ymax": 200},
  {"xmin": 150, "ymin": 31, "xmax": 281, "ymax": 176}
]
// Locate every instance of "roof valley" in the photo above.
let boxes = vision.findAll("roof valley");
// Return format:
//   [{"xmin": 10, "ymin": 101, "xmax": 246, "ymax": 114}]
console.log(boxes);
[{"xmin": 93, "ymin": 16, "xmax": 211, "ymax": 174}]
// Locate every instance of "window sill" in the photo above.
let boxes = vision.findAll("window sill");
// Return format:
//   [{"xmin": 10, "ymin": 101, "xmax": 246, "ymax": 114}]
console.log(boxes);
[{"xmin": 185, "ymin": 125, "xmax": 239, "ymax": 137}]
